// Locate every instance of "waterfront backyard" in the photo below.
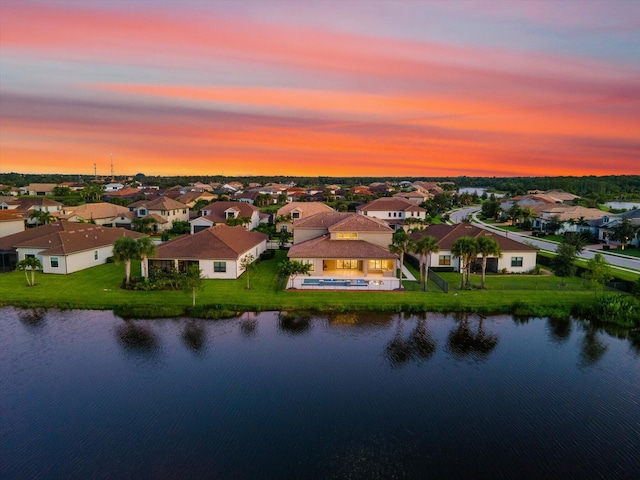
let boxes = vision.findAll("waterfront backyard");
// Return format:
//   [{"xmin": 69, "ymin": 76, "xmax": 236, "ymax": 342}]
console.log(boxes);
[{"xmin": 0, "ymin": 250, "xmax": 633, "ymax": 318}]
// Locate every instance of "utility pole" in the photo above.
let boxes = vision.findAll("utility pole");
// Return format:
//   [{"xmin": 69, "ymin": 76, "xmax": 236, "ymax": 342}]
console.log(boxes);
[
  {"xmin": 110, "ymin": 154, "xmax": 114, "ymax": 180},
  {"xmin": 94, "ymin": 163, "xmax": 97, "ymax": 180}
]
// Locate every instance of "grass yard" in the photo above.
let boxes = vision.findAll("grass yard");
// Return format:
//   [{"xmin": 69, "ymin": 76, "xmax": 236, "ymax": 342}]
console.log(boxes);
[{"xmin": 0, "ymin": 249, "xmax": 621, "ymax": 318}]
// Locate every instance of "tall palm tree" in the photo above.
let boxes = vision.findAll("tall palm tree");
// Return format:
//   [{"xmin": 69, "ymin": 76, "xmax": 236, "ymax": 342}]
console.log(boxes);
[
  {"xmin": 412, "ymin": 235, "xmax": 439, "ymax": 291},
  {"xmin": 16, "ymin": 256, "xmax": 43, "ymax": 286},
  {"xmin": 451, "ymin": 236, "xmax": 478, "ymax": 289},
  {"xmin": 476, "ymin": 236, "xmax": 502, "ymax": 289},
  {"xmin": 113, "ymin": 236, "xmax": 139, "ymax": 286},
  {"xmin": 389, "ymin": 230, "xmax": 413, "ymax": 289},
  {"xmin": 136, "ymin": 237, "xmax": 157, "ymax": 279}
]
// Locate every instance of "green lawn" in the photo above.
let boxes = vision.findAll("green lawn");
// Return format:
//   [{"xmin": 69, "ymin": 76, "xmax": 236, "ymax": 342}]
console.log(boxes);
[{"xmin": 0, "ymin": 250, "xmax": 622, "ymax": 318}]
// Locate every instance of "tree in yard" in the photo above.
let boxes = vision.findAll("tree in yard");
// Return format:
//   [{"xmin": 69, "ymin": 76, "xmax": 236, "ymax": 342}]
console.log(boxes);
[
  {"xmin": 551, "ymin": 241, "xmax": 577, "ymax": 286},
  {"xmin": 389, "ymin": 229, "xmax": 413, "ymax": 289},
  {"xmin": 240, "ymin": 254, "xmax": 256, "ymax": 290},
  {"xmin": 583, "ymin": 253, "xmax": 612, "ymax": 292},
  {"xmin": 277, "ymin": 230, "xmax": 292, "ymax": 249},
  {"xmin": 132, "ymin": 216, "xmax": 157, "ymax": 234},
  {"xmin": 16, "ymin": 256, "xmax": 43, "ymax": 286},
  {"xmin": 136, "ymin": 237, "xmax": 157, "ymax": 280},
  {"xmin": 412, "ymin": 235, "xmax": 439, "ymax": 291},
  {"xmin": 52, "ymin": 186, "xmax": 72, "ymax": 197},
  {"xmin": 277, "ymin": 260, "xmax": 312, "ymax": 289},
  {"xmin": 545, "ymin": 215, "xmax": 562, "ymax": 234},
  {"xmin": 181, "ymin": 264, "xmax": 205, "ymax": 307},
  {"xmin": 507, "ymin": 204, "xmax": 522, "ymax": 226},
  {"xmin": 29, "ymin": 210, "xmax": 55, "ymax": 226},
  {"xmin": 451, "ymin": 237, "xmax": 478, "ymax": 289},
  {"xmin": 611, "ymin": 217, "xmax": 635, "ymax": 250},
  {"xmin": 476, "ymin": 236, "xmax": 502, "ymax": 289},
  {"xmin": 113, "ymin": 236, "xmax": 139, "ymax": 286}
]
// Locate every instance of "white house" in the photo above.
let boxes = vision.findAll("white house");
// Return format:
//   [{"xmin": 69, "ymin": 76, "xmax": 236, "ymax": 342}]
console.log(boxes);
[
  {"xmin": 5, "ymin": 221, "xmax": 145, "ymax": 274},
  {"xmin": 190, "ymin": 201, "xmax": 261, "ymax": 233},
  {"xmin": 128, "ymin": 197, "xmax": 189, "ymax": 232},
  {"xmin": 357, "ymin": 197, "xmax": 427, "ymax": 230},
  {"xmin": 146, "ymin": 224, "xmax": 267, "ymax": 279}
]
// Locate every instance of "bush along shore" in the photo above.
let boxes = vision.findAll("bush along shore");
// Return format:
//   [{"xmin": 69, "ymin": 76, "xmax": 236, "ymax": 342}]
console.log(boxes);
[{"xmin": 1, "ymin": 251, "xmax": 638, "ymax": 330}]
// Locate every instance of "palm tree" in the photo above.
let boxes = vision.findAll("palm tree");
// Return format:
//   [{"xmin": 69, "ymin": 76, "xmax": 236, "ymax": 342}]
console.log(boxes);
[
  {"xmin": 136, "ymin": 237, "xmax": 157, "ymax": 279},
  {"xmin": 29, "ymin": 209, "xmax": 55, "ymax": 226},
  {"xmin": 389, "ymin": 230, "xmax": 413, "ymax": 289},
  {"xmin": 476, "ymin": 236, "xmax": 502, "ymax": 289},
  {"xmin": 451, "ymin": 236, "xmax": 478, "ymax": 288},
  {"xmin": 113, "ymin": 236, "xmax": 139, "ymax": 286},
  {"xmin": 16, "ymin": 256, "xmax": 43, "ymax": 286},
  {"xmin": 412, "ymin": 235, "xmax": 439, "ymax": 291}
]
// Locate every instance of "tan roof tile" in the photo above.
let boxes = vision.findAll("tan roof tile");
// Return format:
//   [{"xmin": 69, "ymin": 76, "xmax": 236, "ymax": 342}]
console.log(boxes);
[{"xmin": 288, "ymin": 235, "xmax": 397, "ymax": 259}]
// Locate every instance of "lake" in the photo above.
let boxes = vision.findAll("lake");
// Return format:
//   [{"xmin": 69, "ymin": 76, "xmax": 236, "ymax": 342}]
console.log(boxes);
[
  {"xmin": 1, "ymin": 308, "xmax": 639, "ymax": 479},
  {"xmin": 458, "ymin": 187, "xmax": 505, "ymax": 198},
  {"xmin": 605, "ymin": 201, "xmax": 640, "ymax": 211}
]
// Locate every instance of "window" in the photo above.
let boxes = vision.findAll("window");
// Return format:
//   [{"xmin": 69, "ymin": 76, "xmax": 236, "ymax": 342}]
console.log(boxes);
[
  {"xmin": 369, "ymin": 259, "xmax": 390, "ymax": 270},
  {"xmin": 214, "ymin": 261, "xmax": 226, "ymax": 272},
  {"xmin": 292, "ymin": 212, "xmax": 300, "ymax": 219},
  {"xmin": 337, "ymin": 232, "xmax": 357, "ymax": 240},
  {"xmin": 439, "ymin": 255, "xmax": 451, "ymax": 266},
  {"xmin": 94, "ymin": 250, "xmax": 98, "ymax": 260},
  {"xmin": 226, "ymin": 212, "xmax": 235, "ymax": 219},
  {"xmin": 337, "ymin": 259, "xmax": 360, "ymax": 269},
  {"xmin": 25, "ymin": 254, "xmax": 35, "ymax": 259},
  {"xmin": 511, "ymin": 257, "xmax": 523, "ymax": 267},
  {"xmin": 280, "ymin": 225, "xmax": 288, "ymax": 232},
  {"xmin": 50, "ymin": 257, "xmax": 59, "ymax": 268},
  {"xmin": 388, "ymin": 212, "xmax": 391, "ymax": 217},
  {"xmin": 301, "ymin": 259, "xmax": 314, "ymax": 271}
]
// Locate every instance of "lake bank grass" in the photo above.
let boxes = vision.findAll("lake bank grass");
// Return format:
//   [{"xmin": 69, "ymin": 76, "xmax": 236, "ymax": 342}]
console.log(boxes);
[{"xmin": 1, "ymin": 250, "xmax": 637, "ymax": 322}]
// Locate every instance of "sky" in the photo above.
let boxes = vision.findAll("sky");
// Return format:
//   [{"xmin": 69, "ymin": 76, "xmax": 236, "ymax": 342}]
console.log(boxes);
[{"xmin": 1, "ymin": 0, "xmax": 639, "ymax": 178}]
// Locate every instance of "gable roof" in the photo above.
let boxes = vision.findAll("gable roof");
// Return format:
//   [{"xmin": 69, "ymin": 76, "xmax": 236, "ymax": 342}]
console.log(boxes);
[
  {"xmin": 276, "ymin": 202, "xmax": 334, "ymax": 218},
  {"xmin": 0, "ymin": 210, "xmax": 26, "ymax": 223},
  {"xmin": 358, "ymin": 197, "xmax": 426, "ymax": 213},
  {"xmin": 155, "ymin": 224, "xmax": 267, "ymax": 260},
  {"xmin": 411, "ymin": 223, "xmax": 537, "ymax": 252},
  {"xmin": 293, "ymin": 212, "xmax": 353, "ymax": 229},
  {"xmin": 197, "ymin": 201, "xmax": 259, "ymax": 223},
  {"xmin": 59, "ymin": 202, "xmax": 129, "ymax": 221},
  {"xmin": 129, "ymin": 196, "xmax": 188, "ymax": 210},
  {"xmin": 328, "ymin": 214, "xmax": 393, "ymax": 233},
  {"xmin": 12, "ymin": 197, "xmax": 64, "ymax": 210},
  {"xmin": 288, "ymin": 235, "xmax": 397, "ymax": 259},
  {"xmin": 4, "ymin": 221, "xmax": 145, "ymax": 255}
]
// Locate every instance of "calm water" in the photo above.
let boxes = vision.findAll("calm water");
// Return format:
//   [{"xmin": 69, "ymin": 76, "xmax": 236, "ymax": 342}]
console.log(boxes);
[
  {"xmin": 1, "ymin": 308, "xmax": 639, "ymax": 479},
  {"xmin": 605, "ymin": 201, "xmax": 640, "ymax": 211}
]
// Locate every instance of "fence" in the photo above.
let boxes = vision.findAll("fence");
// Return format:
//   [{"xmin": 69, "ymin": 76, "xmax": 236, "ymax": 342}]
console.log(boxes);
[{"xmin": 427, "ymin": 269, "xmax": 449, "ymax": 293}]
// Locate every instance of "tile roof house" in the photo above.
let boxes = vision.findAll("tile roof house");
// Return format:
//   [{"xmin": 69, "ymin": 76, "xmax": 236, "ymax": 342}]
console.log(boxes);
[
  {"xmin": 0, "ymin": 210, "xmax": 26, "ymax": 240},
  {"xmin": 275, "ymin": 202, "xmax": 334, "ymax": 234},
  {"xmin": 9, "ymin": 197, "xmax": 65, "ymax": 225},
  {"xmin": 357, "ymin": 197, "xmax": 427, "ymax": 230},
  {"xmin": 21, "ymin": 183, "xmax": 59, "ymax": 196},
  {"xmin": 0, "ymin": 221, "xmax": 145, "ymax": 274},
  {"xmin": 531, "ymin": 205, "xmax": 606, "ymax": 235},
  {"xmin": 128, "ymin": 197, "xmax": 189, "ymax": 232},
  {"xmin": 147, "ymin": 224, "xmax": 267, "ymax": 279},
  {"xmin": 410, "ymin": 223, "xmax": 537, "ymax": 273},
  {"xmin": 287, "ymin": 212, "xmax": 399, "ymax": 290},
  {"xmin": 190, "ymin": 201, "xmax": 261, "ymax": 233},
  {"xmin": 57, "ymin": 202, "xmax": 130, "ymax": 226}
]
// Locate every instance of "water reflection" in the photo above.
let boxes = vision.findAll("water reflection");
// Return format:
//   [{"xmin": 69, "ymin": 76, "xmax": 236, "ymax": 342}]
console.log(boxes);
[
  {"xmin": 447, "ymin": 313, "xmax": 499, "ymax": 360},
  {"xmin": 115, "ymin": 320, "xmax": 160, "ymax": 357},
  {"xmin": 239, "ymin": 312, "xmax": 258, "ymax": 336},
  {"xmin": 18, "ymin": 308, "xmax": 47, "ymax": 328},
  {"xmin": 278, "ymin": 312, "xmax": 311, "ymax": 335},
  {"xmin": 182, "ymin": 320, "xmax": 206, "ymax": 352},
  {"xmin": 385, "ymin": 314, "xmax": 436, "ymax": 367},
  {"xmin": 579, "ymin": 325, "xmax": 608, "ymax": 367},
  {"xmin": 547, "ymin": 317, "xmax": 572, "ymax": 344}
]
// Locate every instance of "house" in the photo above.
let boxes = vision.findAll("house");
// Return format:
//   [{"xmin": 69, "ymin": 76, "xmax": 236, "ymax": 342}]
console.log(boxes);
[
  {"xmin": 598, "ymin": 209, "xmax": 640, "ymax": 246},
  {"xmin": 410, "ymin": 223, "xmax": 537, "ymax": 273},
  {"xmin": 0, "ymin": 210, "xmax": 26, "ymax": 239},
  {"xmin": 128, "ymin": 197, "xmax": 189, "ymax": 232},
  {"xmin": 287, "ymin": 212, "xmax": 400, "ymax": 290},
  {"xmin": 275, "ymin": 202, "xmax": 334, "ymax": 234},
  {"xmin": 0, "ymin": 221, "xmax": 145, "ymax": 274},
  {"xmin": 393, "ymin": 191, "xmax": 432, "ymax": 204},
  {"xmin": 176, "ymin": 190, "xmax": 217, "ymax": 208},
  {"xmin": 21, "ymin": 183, "xmax": 58, "ymax": 196},
  {"xmin": 412, "ymin": 181, "xmax": 444, "ymax": 196},
  {"xmin": 104, "ymin": 187, "xmax": 143, "ymax": 202},
  {"xmin": 57, "ymin": 202, "xmax": 130, "ymax": 226},
  {"xmin": 11, "ymin": 197, "xmax": 64, "ymax": 225},
  {"xmin": 190, "ymin": 201, "xmax": 261, "ymax": 233},
  {"xmin": 357, "ymin": 197, "xmax": 427, "ymax": 230},
  {"xmin": 104, "ymin": 183, "xmax": 125, "ymax": 192},
  {"xmin": 146, "ymin": 224, "xmax": 267, "ymax": 279},
  {"xmin": 531, "ymin": 205, "xmax": 606, "ymax": 235}
]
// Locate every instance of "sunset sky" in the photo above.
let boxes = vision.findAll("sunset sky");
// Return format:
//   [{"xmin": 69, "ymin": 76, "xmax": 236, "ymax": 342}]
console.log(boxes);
[{"xmin": 1, "ymin": 0, "xmax": 639, "ymax": 177}]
